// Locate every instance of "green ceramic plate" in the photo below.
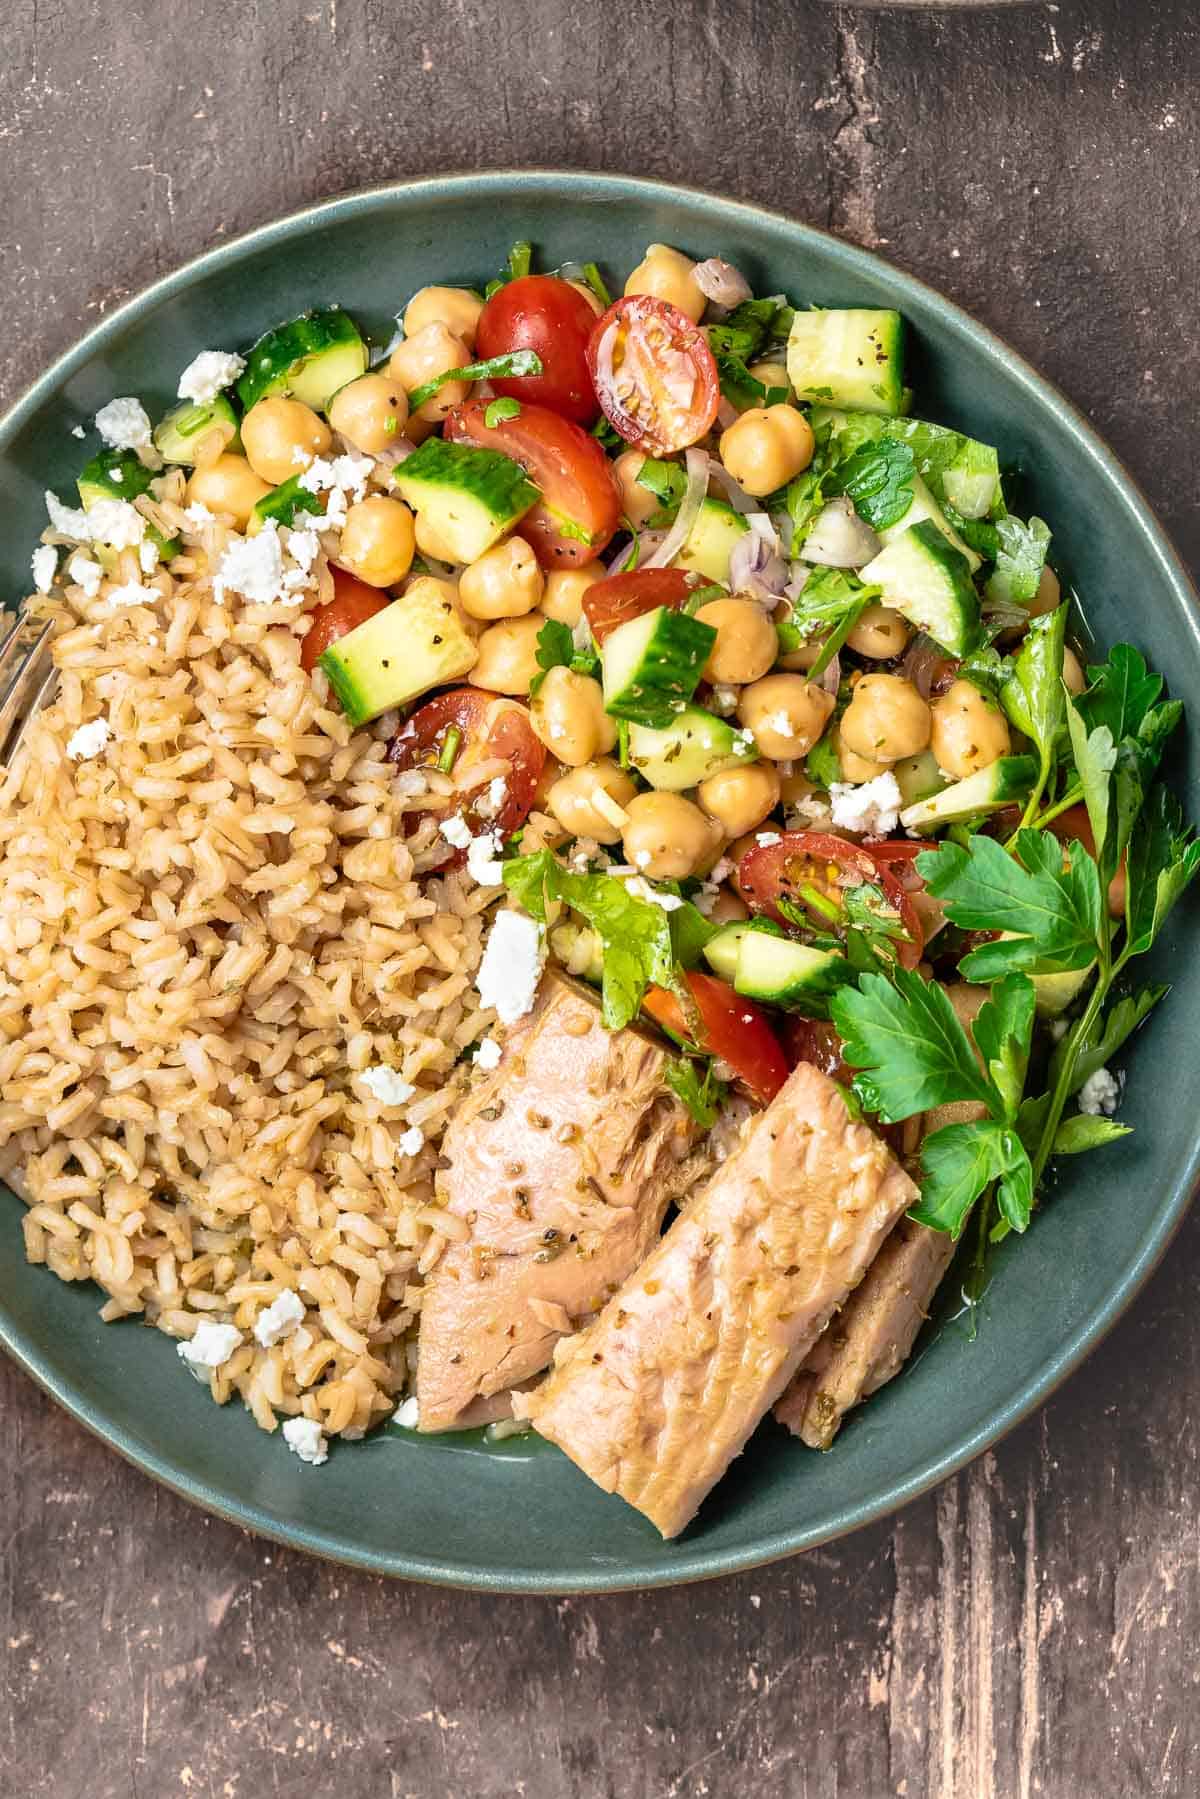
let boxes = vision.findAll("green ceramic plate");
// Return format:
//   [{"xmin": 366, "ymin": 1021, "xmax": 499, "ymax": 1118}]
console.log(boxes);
[{"xmin": 1, "ymin": 172, "xmax": 1197, "ymax": 1593}]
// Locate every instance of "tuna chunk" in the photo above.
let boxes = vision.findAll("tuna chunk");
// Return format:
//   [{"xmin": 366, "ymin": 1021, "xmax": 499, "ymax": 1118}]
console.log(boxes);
[
  {"xmin": 514, "ymin": 1061, "xmax": 918, "ymax": 1537},
  {"xmin": 416, "ymin": 970, "xmax": 702, "ymax": 1432}
]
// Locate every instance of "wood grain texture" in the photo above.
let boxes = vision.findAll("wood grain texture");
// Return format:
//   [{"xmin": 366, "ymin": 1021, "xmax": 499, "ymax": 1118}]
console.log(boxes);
[{"xmin": 2, "ymin": 1, "xmax": 1198, "ymax": 1793}]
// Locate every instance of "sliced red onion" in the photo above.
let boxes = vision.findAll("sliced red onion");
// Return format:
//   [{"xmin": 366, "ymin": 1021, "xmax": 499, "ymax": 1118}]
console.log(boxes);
[
  {"xmin": 693, "ymin": 258, "xmax": 753, "ymax": 311},
  {"xmin": 706, "ymin": 459, "xmax": 757, "ymax": 516},
  {"xmin": 715, "ymin": 397, "xmax": 739, "ymax": 431},
  {"xmin": 729, "ymin": 527, "xmax": 789, "ymax": 604},
  {"xmin": 815, "ymin": 651, "xmax": 842, "ymax": 696},
  {"xmin": 900, "ymin": 634, "xmax": 948, "ymax": 699},
  {"xmin": 746, "ymin": 511, "xmax": 782, "ymax": 555},
  {"xmin": 644, "ymin": 449, "xmax": 709, "ymax": 569},
  {"xmin": 378, "ymin": 438, "xmax": 419, "ymax": 479},
  {"xmin": 799, "ymin": 497, "xmax": 882, "ymax": 569}
]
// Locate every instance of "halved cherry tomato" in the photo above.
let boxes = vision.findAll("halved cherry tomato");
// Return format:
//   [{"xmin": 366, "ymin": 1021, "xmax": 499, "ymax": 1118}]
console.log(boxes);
[
  {"xmin": 299, "ymin": 569, "xmax": 391, "ymax": 674},
  {"xmin": 582, "ymin": 566, "xmax": 698, "ymax": 645},
  {"xmin": 586, "ymin": 295, "xmax": 720, "ymax": 455},
  {"xmin": 476, "ymin": 275, "xmax": 599, "ymax": 424},
  {"xmin": 643, "ymin": 971, "xmax": 790, "ymax": 1107},
  {"xmin": 443, "ymin": 398, "xmax": 620, "ymax": 568},
  {"xmin": 387, "ymin": 688, "xmax": 545, "ymax": 859},
  {"xmin": 737, "ymin": 831, "xmax": 925, "ymax": 971}
]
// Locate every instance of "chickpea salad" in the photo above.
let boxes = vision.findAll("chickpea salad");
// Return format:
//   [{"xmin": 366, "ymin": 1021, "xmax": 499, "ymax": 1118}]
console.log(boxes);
[{"xmin": 22, "ymin": 236, "xmax": 1200, "ymax": 1462}]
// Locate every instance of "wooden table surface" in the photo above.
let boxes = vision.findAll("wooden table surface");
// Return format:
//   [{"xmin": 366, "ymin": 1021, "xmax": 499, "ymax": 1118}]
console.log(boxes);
[{"xmin": 2, "ymin": 3, "xmax": 1198, "ymax": 1794}]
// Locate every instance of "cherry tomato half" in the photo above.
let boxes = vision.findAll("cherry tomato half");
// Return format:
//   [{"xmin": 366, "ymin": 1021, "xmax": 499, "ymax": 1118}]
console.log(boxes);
[
  {"xmin": 387, "ymin": 688, "xmax": 546, "ymax": 860},
  {"xmin": 582, "ymin": 566, "xmax": 698, "ymax": 645},
  {"xmin": 476, "ymin": 275, "xmax": 599, "ymax": 425},
  {"xmin": 643, "ymin": 971, "xmax": 790, "ymax": 1107},
  {"xmin": 586, "ymin": 294, "xmax": 720, "ymax": 456},
  {"xmin": 443, "ymin": 398, "xmax": 621, "ymax": 568},
  {"xmin": 737, "ymin": 830, "xmax": 925, "ymax": 971},
  {"xmin": 300, "ymin": 569, "xmax": 391, "ymax": 674}
]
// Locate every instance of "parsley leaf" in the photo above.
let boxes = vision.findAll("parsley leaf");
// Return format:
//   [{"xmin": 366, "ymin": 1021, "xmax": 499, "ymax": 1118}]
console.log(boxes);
[
  {"xmin": 484, "ymin": 396, "xmax": 521, "ymax": 428},
  {"xmin": 984, "ymin": 515, "xmax": 1051, "ymax": 608},
  {"xmin": 406, "ymin": 349, "xmax": 543, "ymax": 411},
  {"xmin": 1054, "ymin": 985, "xmax": 1166, "ymax": 1098},
  {"xmin": 1124, "ymin": 783, "xmax": 1200, "ymax": 957},
  {"xmin": 665, "ymin": 1056, "xmax": 728, "ymax": 1128},
  {"xmin": 826, "ymin": 439, "xmax": 915, "ymax": 531},
  {"xmin": 916, "ymin": 832, "xmax": 1102, "ymax": 978},
  {"xmin": 831, "ymin": 966, "xmax": 997, "ymax": 1121},
  {"xmin": 635, "ymin": 456, "xmax": 687, "ymax": 525},
  {"xmin": 1000, "ymin": 604, "xmax": 1068, "ymax": 765},
  {"xmin": 776, "ymin": 566, "xmax": 878, "ymax": 676},
  {"xmin": 1076, "ymin": 642, "xmax": 1164, "ymax": 741},
  {"xmin": 528, "ymin": 617, "xmax": 575, "ymax": 698},
  {"xmin": 713, "ymin": 353, "xmax": 765, "ymax": 411},
  {"xmin": 1051, "ymin": 1115, "xmax": 1132, "ymax": 1154},
  {"xmin": 706, "ymin": 298, "xmax": 780, "ymax": 362},
  {"xmin": 972, "ymin": 972, "xmax": 1037, "ymax": 1120},
  {"xmin": 913, "ymin": 1120, "xmax": 1034, "ymax": 1237}
]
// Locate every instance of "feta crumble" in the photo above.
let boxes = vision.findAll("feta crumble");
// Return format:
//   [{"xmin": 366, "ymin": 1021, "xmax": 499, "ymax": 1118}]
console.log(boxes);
[
  {"xmin": 624, "ymin": 875, "xmax": 684, "ymax": 911},
  {"xmin": 31, "ymin": 545, "xmax": 57, "ymax": 593},
  {"xmin": 394, "ymin": 1395, "xmax": 421, "ymax": 1430},
  {"xmin": 139, "ymin": 538, "xmax": 160, "ymax": 573},
  {"xmin": 476, "ymin": 910, "xmax": 545, "ymax": 1025},
  {"xmin": 66, "ymin": 552, "xmax": 104, "ymax": 598},
  {"xmin": 183, "ymin": 501, "xmax": 216, "ymax": 529},
  {"xmin": 358, "ymin": 1064, "xmax": 415, "ymax": 1107},
  {"xmin": 755, "ymin": 831, "xmax": 782, "ymax": 847},
  {"xmin": 253, "ymin": 1288, "xmax": 307, "ymax": 1348},
  {"xmin": 107, "ymin": 580, "xmax": 158, "ymax": 610},
  {"xmin": 281, "ymin": 1416, "xmax": 328, "ymax": 1466},
  {"xmin": 398, "ymin": 1125, "xmax": 425, "ymax": 1158},
  {"xmin": 709, "ymin": 684, "xmax": 739, "ymax": 716},
  {"xmin": 177, "ymin": 349, "xmax": 246, "ymax": 404},
  {"xmin": 45, "ymin": 489, "xmax": 92, "ymax": 540},
  {"xmin": 829, "ymin": 771, "xmax": 902, "ymax": 837},
  {"xmin": 475, "ymin": 1036, "xmax": 502, "ymax": 1071},
  {"xmin": 465, "ymin": 830, "xmax": 505, "ymax": 886},
  {"xmin": 438, "ymin": 813, "xmax": 473, "ymax": 850},
  {"xmin": 94, "ymin": 396, "xmax": 152, "ymax": 451},
  {"xmin": 70, "ymin": 423, "xmax": 86, "ymax": 439},
  {"xmin": 177, "ymin": 1319, "xmax": 244, "ymax": 1375},
  {"xmin": 84, "ymin": 498, "xmax": 146, "ymax": 550},
  {"xmin": 286, "ymin": 527, "xmax": 321, "ymax": 572},
  {"xmin": 1078, "ymin": 1066, "xmax": 1122, "ymax": 1117},
  {"xmin": 213, "ymin": 526, "xmax": 285, "ymax": 605},
  {"xmin": 66, "ymin": 717, "xmax": 111, "ymax": 761}
]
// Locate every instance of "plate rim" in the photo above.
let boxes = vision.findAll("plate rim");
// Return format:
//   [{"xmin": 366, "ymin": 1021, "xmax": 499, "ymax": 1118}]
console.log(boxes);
[{"xmin": 2, "ymin": 166, "xmax": 1198, "ymax": 1593}]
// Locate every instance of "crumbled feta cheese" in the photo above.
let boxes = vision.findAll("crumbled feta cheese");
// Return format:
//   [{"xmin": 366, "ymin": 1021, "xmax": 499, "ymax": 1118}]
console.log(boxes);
[
  {"xmin": 177, "ymin": 1319, "xmax": 243, "ymax": 1375},
  {"xmin": 45, "ymin": 490, "xmax": 92, "ymax": 540},
  {"xmin": 139, "ymin": 538, "xmax": 160, "ymax": 573},
  {"xmin": 358, "ymin": 1064, "xmax": 416, "ymax": 1107},
  {"xmin": 632, "ymin": 849, "xmax": 652, "ymax": 869},
  {"xmin": 299, "ymin": 453, "xmax": 373, "ymax": 501},
  {"xmin": 710, "ymin": 684, "xmax": 739, "ymax": 716},
  {"xmin": 476, "ymin": 910, "xmax": 545, "ymax": 1025},
  {"xmin": 475, "ymin": 1036, "xmax": 502, "ymax": 1071},
  {"xmin": 709, "ymin": 857, "xmax": 734, "ymax": 885},
  {"xmin": 176, "ymin": 349, "xmax": 246, "ymax": 404},
  {"xmin": 1078, "ymin": 1066, "xmax": 1121, "ymax": 1117},
  {"xmin": 94, "ymin": 396, "xmax": 152, "ymax": 451},
  {"xmin": 624, "ymin": 875, "xmax": 684, "ymax": 911},
  {"xmin": 213, "ymin": 526, "xmax": 286, "ymax": 605},
  {"xmin": 31, "ymin": 545, "xmax": 57, "ymax": 594},
  {"xmin": 394, "ymin": 1395, "xmax": 420, "ymax": 1429},
  {"xmin": 755, "ymin": 831, "xmax": 782, "ymax": 847},
  {"xmin": 70, "ymin": 423, "xmax": 86, "ymax": 440},
  {"xmin": 183, "ymin": 501, "xmax": 216, "ymax": 529},
  {"xmin": 474, "ymin": 775, "xmax": 508, "ymax": 821},
  {"xmin": 398, "ymin": 1125, "xmax": 425, "ymax": 1158},
  {"xmin": 66, "ymin": 552, "xmax": 104, "ymax": 598},
  {"xmin": 466, "ymin": 830, "xmax": 505, "ymax": 886},
  {"xmin": 438, "ymin": 813, "xmax": 473, "ymax": 849},
  {"xmin": 84, "ymin": 498, "xmax": 146, "ymax": 550},
  {"xmin": 254, "ymin": 1288, "xmax": 307, "ymax": 1348},
  {"xmin": 829, "ymin": 771, "xmax": 903, "ymax": 837},
  {"xmin": 107, "ymin": 580, "xmax": 158, "ymax": 610},
  {"xmin": 282, "ymin": 1416, "xmax": 328, "ymax": 1466},
  {"xmin": 731, "ymin": 731, "xmax": 756, "ymax": 757},
  {"xmin": 286, "ymin": 527, "xmax": 321, "ymax": 572},
  {"xmin": 66, "ymin": 717, "xmax": 111, "ymax": 761}
]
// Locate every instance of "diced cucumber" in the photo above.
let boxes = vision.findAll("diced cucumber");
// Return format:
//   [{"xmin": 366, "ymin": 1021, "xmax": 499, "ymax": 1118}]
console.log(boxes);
[
  {"xmin": 550, "ymin": 922, "xmax": 604, "ymax": 984},
  {"xmin": 250, "ymin": 473, "xmax": 326, "ymax": 533},
  {"xmin": 627, "ymin": 705, "xmax": 757, "ymax": 791},
  {"xmin": 77, "ymin": 449, "xmax": 179, "ymax": 564},
  {"xmin": 733, "ymin": 931, "xmax": 851, "ymax": 1017},
  {"xmin": 786, "ymin": 308, "xmax": 904, "ymax": 415},
  {"xmin": 392, "ymin": 437, "xmax": 539, "ymax": 564},
  {"xmin": 898, "ymin": 754, "xmax": 1037, "ymax": 832},
  {"xmin": 892, "ymin": 749, "xmax": 947, "ymax": 809},
  {"xmin": 319, "ymin": 586, "xmax": 478, "ymax": 727},
  {"xmin": 237, "ymin": 308, "xmax": 368, "ymax": 414},
  {"xmin": 877, "ymin": 474, "xmax": 981, "ymax": 573},
  {"xmin": 153, "ymin": 394, "xmax": 239, "ymax": 465},
  {"xmin": 702, "ymin": 918, "xmax": 784, "ymax": 984},
  {"xmin": 600, "ymin": 606, "xmax": 716, "ymax": 728},
  {"xmin": 676, "ymin": 499, "xmax": 750, "ymax": 584},
  {"xmin": 858, "ymin": 520, "xmax": 980, "ymax": 657}
]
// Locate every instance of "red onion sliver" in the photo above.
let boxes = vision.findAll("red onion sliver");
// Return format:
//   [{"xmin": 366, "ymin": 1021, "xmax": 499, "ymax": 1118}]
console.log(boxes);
[
  {"xmin": 693, "ymin": 258, "xmax": 753, "ymax": 310},
  {"xmin": 706, "ymin": 460, "xmax": 758, "ymax": 515},
  {"xmin": 816, "ymin": 651, "xmax": 842, "ymax": 696},
  {"xmin": 645, "ymin": 448, "xmax": 709, "ymax": 569}
]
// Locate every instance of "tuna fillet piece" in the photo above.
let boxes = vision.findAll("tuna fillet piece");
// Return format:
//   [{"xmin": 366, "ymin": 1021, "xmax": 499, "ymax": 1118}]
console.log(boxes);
[
  {"xmin": 416, "ymin": 970, "xmax": 702, "ymax": 1432},
  {"xmin": 514, "ymin": 1061, "xmax": 918, "ymax": 1537}
]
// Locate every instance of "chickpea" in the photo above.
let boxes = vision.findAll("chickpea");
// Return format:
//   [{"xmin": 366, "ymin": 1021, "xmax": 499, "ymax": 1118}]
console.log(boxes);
[
  {"xmin": 624, "ymin": 244, "xmax": 707, "ymax": 323},
  {"xmin": 389, "ymin": 323, "xmax": 471, "ymax": 425},
  {"xmin": 709, "ymin": 888, "xmax": 750, "ymax": 924},
  {"xmin": 327, "ymin": 373, "xmax": 410, "ymax": 454},
  {"xmin": 470, "ymin": 614, "xmax": 545, "ymax": 695},
  {"xmin": 779, "ymin": 767, "xmax": 817, "ymax": 810},
  {"xmin": 719, "ymin": 405, "xmax": 814, "ymax": 498},
  {"xmin": 747, "ymin": 360, "xmax": 791, "ymax": 396},
  {"xmin": 547, "ymin": 759, "xmax": 638, "ymax": 844},
  {"xmin": 695, "ymin": 596, "xmax": 778, "ymax": 686},
  {"xmin": 697, "ymin": 762, "xmax": 781, "ymax": 837},
  {"xmin": 185, "ymin": 454, "xmax": 270, "ymax": 529},
  {"xmin": 413, "ymin": 510, "xmax": 461, "ymax": 563},
  {"xmin": 1063, "ymin": 646, "xmax": 1086, "ymax": 695},
  {"xmin": 541, "ymin": 562, "xmax": 605, "ymax": 627},
  {"xmin": 459, "ymin": 537, "xmax": 544, "ymax": 620},
  {"xmin": 530, "ymin": 667, "xmax": 615, "ymax": 767},
  {"xmin": 403, "ymin": 285, "xmax": 485, "ymax": 350},
  {"xmin": 737, "ymin": 673, "xmax": 834, "ymax": 760},
  {"xmin": 621, "ymin": 792, "xmax": 722, "ymax": 881},
  {"xmin": 846, "ymin": 602, "xmax": 912, "ymax": 661},
  {"xmin": 840, "ymin": 673, "xmax": 931, "ymax": 765},
  {"xmin": 930, "ymin": 678, "xmax": 1011, "ymax": 779},
  {"xmin": 613, "ymin": 450, "xmax": 659, "ymax": 529},
  {"xmin": 1026, "ymin": 564, "xmax": 1061, "ymax": 618},
  {"xmin": 241, "ymin": 396, "xmax": 331, "ymax": 486},
  {"xmin": 336, "ymin": 496, "xmax": 416, "ymax": 588},
  {"xmin": 838, "ymin": 735, "xmax": 893, "ymax": 783}
]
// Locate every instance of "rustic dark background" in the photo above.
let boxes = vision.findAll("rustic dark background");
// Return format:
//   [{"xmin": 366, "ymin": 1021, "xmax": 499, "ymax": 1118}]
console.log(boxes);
[{"xmin": 2, "ymin": 2, "xmax": 1198, "ymax": 1795}]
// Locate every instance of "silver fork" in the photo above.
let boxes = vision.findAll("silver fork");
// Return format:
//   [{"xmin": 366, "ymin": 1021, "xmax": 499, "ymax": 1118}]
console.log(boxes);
[{"xmin": 0, "ymin": 610, "xmax": 57, "ymax": 764}]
